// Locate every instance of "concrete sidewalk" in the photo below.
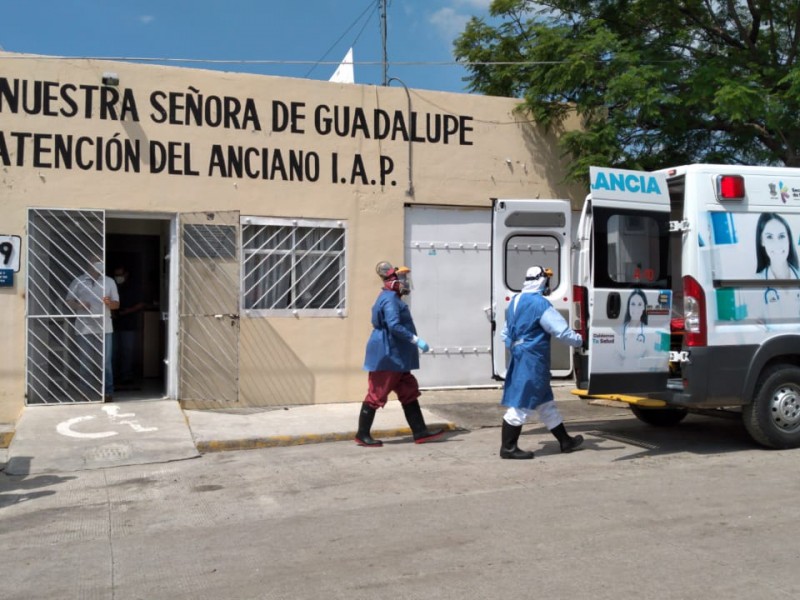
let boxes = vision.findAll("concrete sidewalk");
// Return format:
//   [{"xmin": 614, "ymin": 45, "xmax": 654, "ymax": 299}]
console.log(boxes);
[
  {"xmin": 0, "ymin": 395, "xmax": 459, "ymax": 475},
  {"xmin": 1, "ymin": 382, "xmax": 626, "ymax": 475},
  {"xmin": 185, "ymin": 400, "xmax": 457, "ymax": 453},
  {"xmin": 3, "ymin": 399, "xmax": 200, "ymax": 475}
]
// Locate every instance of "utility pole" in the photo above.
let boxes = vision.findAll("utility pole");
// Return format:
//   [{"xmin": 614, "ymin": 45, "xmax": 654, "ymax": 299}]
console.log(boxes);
[{"xmin": 380, "ymin": 0, "xmax": 388, "ymax": 86}]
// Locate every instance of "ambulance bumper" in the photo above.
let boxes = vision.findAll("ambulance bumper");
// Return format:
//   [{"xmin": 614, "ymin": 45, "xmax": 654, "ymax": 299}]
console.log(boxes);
[{"xmin": 669, "ymin": 344, "xmax": 757, "ymax": 408}]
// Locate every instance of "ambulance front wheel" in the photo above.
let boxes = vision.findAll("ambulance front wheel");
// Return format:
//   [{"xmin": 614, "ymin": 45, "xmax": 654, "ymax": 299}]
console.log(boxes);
[
  {"xmin": 630, "ymin": 405, "xmax": 688, "ymax": 427},
  {"xmin": 744, "ymin": 364, "xmax": 800, "ymax": 449}
]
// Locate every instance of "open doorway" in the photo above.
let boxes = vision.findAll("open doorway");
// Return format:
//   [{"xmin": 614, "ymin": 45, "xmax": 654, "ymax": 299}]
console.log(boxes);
[{"xmin": 106, "ymin": 217, "xmax": 171, "ymax": 401}]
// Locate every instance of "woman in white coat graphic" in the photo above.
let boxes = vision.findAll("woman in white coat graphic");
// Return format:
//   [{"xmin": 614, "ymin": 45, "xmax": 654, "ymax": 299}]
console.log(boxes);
[
  {"xmin": 756, "ymin": 212, "xmax": 800, "ymax": 323},
  {"xmin": 620, "ymin": 289, "xmax": 648, "ymax": 364}
]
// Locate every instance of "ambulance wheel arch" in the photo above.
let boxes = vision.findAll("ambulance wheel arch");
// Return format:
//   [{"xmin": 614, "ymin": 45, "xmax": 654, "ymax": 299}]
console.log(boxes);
[
  {"xmin": 743, "ymin": 362, "xmax": 800, "ymax": 449},
  {"xmin": 740, "ymin": 336, "xmax": 800, "ymax": 402}
]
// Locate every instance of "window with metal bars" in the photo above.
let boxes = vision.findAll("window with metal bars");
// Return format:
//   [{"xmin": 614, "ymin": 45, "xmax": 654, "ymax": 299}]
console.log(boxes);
[{"xmin": 241, "ymin": 217, "xmax": 347, "ymax": 316}]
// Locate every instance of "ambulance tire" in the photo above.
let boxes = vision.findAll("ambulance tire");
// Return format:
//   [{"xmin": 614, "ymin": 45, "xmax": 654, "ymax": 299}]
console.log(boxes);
[
  {"xmin": 743, "ymin": 364, "xmax": 800, "ymax": 449},
  {"xmin": 630, "ymin": 405, "xmax": 688, "ymax": 427}
]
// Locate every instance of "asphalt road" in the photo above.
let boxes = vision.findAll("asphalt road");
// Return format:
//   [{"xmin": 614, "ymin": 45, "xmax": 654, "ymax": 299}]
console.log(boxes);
[{"xmin": 2, "ymin": 396, "xmax": 798, "ymax": 600}]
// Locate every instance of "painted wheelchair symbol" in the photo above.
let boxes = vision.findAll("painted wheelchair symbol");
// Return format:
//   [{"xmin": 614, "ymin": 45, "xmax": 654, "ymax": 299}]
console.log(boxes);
[{"xmin": 56, "ymin": 405, "xmax": 159, "ymax": 439}]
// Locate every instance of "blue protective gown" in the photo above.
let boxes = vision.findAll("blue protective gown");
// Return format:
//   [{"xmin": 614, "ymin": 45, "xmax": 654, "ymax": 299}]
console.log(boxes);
[
  {"xmin": 501, "ymin": 290, "xmax": 582, "ymax": 410},
  {"xmin": 363, "ymin": 289, "xmax": 420, "ymax": 372}
]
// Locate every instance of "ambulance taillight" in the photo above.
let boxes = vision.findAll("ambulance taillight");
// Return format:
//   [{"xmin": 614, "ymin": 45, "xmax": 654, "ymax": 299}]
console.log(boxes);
[
  {"xmin": 683, "ymin": 275, "xmax": 707, "ymax": 347},
  {"xmin": 716, "ymin": 175, "xmax": 745, "ymax": 201},
  {"xmin": 573, "ymin": 284, "xmax": 588, "ymax": 347}
]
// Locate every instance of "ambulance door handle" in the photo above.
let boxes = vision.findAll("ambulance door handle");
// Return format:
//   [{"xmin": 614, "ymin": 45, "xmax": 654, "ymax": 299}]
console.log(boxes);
[{"xmin": 606, "ymin": 292, "xmax": 621, "ymax": 319}]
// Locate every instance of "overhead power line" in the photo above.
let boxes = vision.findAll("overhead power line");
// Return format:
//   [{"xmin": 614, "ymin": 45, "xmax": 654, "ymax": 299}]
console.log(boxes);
[
  {"xmin": 0, "ymin": 55, "xmax": 641, "ymax": 67},
  {"xmin": 304, "ymin": 0, "xmax": 377, "ymax": 77}
]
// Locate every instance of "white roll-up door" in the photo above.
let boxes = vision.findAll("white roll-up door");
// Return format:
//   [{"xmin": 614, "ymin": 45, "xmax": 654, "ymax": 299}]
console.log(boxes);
[{"xmin": 404, "ymin": 205, "xmax": 495, "ymax": 388}]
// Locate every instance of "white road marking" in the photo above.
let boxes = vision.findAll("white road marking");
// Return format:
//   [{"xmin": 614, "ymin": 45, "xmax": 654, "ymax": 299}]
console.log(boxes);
[
  {"xmin": 103, "ymin": 405, "xmax": 159, "ymax": 432},
  {"xmin": 56, "ymin": 416, "xmax": 118, "ymax": 439},
  {"xmin": 56, "ymin": 406, "xmax": 159, "ymax": 438}
]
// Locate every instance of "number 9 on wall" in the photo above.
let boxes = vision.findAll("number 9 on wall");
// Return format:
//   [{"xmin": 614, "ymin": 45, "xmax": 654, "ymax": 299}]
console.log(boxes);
[{"xmin": 0, "ymin": 235, "xmax": 22, "ymax": 272}]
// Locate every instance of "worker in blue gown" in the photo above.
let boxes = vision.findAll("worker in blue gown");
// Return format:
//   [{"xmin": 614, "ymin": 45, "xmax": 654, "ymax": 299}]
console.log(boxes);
[
  {"xmin": 500, "ymin": 266, "xmax": 584, "ymax": 459},
  {"xmin": 355, "ymin": 261, "xmax": 444, "ymax": 447}
]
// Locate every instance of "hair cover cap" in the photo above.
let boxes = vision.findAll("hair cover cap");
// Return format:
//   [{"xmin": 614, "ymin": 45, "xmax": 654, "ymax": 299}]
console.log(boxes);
[
  {"xmin": 376, "ymin": 261, "xmax": 395, "ymax": 280},
  {"xmin": 523, "ymin": 265, "xmax": 552, "ymax": 293},
  {"xmin": 525, "ymin": 266, "xmax": 544, "ymax": 280}
]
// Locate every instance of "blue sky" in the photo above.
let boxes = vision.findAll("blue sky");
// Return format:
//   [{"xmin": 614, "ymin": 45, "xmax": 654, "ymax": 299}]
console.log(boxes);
[{"xmin": 0, "ymin": 0, "xmax": 493, "ymax": 93}]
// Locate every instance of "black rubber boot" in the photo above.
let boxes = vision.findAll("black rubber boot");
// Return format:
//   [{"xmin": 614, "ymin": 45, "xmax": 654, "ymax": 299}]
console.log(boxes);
[
  {"xmin": 499, "ymin": 420, "xmax": 535, "ymax": 459},
  {"xmin": 550, "ymin": 423, "xmax": 584, "ymax": 453},
  {"xmin": 354, "ymin": 402, "xmax": 383, "ymax": 447},
  {"xmin": 402, "ymin": 400, "xmax": 444, "ymax": 443}
]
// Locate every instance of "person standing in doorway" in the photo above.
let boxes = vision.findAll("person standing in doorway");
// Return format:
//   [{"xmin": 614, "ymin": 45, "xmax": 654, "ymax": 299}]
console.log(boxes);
[
  {"xmin": 355, "ymin": 261, "xmax": 444, "ymax": 447},
  {"xmin": 66, "ymin": 256, "xmax": 119, "ymax": 402},
  {"xmin": 112, "ymin": 265, "xmax": 146, "ymax": 388},
  {"xmin": 499, "ymin": 266, "xmax": 584, "ymax": 459}
]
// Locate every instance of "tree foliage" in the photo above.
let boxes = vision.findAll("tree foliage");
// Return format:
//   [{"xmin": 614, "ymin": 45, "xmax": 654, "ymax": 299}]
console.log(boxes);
[{"xmin": 454, "ymin": 0, "xmax": 800, "ymax": 181}]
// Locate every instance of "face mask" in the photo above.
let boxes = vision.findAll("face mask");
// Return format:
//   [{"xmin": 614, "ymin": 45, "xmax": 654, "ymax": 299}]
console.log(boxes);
[
  {"xmin": 115, "ymin": 275, "xmax": 126, "ymax": 284},
  {"xmin": 93, "ymin": 262, "xmax": 104, "ymax": 274}
]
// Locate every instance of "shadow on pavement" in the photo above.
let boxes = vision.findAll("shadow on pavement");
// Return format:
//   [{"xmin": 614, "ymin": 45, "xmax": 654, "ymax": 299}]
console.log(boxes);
[
  {"xmin": 0, "ymin": 456, "xmax": 76, "ymax": 508},
  {"xmin": 530, "ymin": 414, "xmax": 758, "ymax": 459},
  {"xmin": 428, "ymin": 394, "xmax": 760, "ymax": 458}
]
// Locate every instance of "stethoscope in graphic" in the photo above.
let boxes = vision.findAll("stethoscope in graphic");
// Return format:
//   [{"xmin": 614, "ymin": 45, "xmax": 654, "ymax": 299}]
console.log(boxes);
[
  {"xmin": 764, "ymin": 287, "xmax": 780, "ymax": 303},
  {"xmin": 764, "ymin": 286, "xmax": 800, "ymax": 304},
  {"xmin": 763, "ymin": 266, "xmax": 800, "ymax": 304},
  {"xmin": 622, "ymin": 323, "xmax": 645, "ymax": 350}
]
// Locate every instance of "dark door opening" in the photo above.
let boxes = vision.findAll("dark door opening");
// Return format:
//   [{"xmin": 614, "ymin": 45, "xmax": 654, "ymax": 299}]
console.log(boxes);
[{"xmin": 106, "ymin": 220, "xmax": 169, "ymax": 401}]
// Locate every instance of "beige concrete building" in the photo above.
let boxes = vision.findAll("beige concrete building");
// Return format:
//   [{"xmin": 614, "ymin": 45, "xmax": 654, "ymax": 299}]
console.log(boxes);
[{"xmin": 0, "ymin": 51, "xmax": 582, "ymax": 428}]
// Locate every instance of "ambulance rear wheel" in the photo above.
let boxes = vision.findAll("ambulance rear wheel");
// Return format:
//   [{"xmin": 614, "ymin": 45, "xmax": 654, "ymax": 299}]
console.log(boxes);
[
  {"xmin": 630, "ymin": 405, "xmax": 688, "ymax": 427},
  {"xmin": 743, "ymin": 364, "xmax": 800, "ymax": 449}
]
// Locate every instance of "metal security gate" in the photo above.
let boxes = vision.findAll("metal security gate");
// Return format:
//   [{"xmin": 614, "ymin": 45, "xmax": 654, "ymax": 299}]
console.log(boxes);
[
  {"xmin": 26, "ymin": 208, "xmax": 106, "ymax": 404},
  {"xmin": 179, "ymin": 211, "xmax": 240, "ymax": 403}
]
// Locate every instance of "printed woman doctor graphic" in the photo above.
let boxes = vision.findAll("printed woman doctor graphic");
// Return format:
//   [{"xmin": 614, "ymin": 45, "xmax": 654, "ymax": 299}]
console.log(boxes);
[
  {"xmin": 617, "ymin": 289, "xmax": 650, "ymax": 368},
  {"xmin": 756, "ymin": 212, "xmax": 800, "ymax": 323}
]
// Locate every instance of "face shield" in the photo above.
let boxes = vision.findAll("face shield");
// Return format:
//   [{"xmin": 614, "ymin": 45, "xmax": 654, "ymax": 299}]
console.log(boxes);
[
  {"xmin": 395, "ymin": 266, "xmax": 412, "ymax": 296},
  {"xmin": 542, "ymin": 270, "xmax": 552, "ymax": 296}
]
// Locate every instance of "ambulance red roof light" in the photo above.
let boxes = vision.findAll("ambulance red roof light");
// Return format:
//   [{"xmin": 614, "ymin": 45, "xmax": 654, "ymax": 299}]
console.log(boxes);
[{"xmin": 717, "ymin": 174, "xmax": 745, "ymax": 200}]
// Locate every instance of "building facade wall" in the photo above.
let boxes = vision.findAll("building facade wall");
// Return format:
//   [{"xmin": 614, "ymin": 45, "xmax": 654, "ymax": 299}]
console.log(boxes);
[{"xmin": 0, "ymin": 52, "xmax": 581, "ymax": 422}]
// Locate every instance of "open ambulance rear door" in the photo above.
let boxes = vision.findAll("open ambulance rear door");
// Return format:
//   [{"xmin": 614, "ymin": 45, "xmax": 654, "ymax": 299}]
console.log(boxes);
[
  {"xmin": 581, "ymin": 167, "xmax": 673, "ymax": 395},
  {"xmin": 491, "ymin": 199, "xmax": 572, "ymax": 379}
]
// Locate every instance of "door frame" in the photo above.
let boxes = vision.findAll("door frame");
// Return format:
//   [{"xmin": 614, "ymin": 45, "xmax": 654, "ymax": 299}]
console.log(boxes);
[
  {"xmin": 491, "ymin": 198, "xmax": 573, "ymax": 379},
  {"xmin": 106, "ymin": 210, "xmax": 179, "ymax": 400},
  {"xmin": 584, "ymin": 167, "xmax": 673, "ymax": 395}
]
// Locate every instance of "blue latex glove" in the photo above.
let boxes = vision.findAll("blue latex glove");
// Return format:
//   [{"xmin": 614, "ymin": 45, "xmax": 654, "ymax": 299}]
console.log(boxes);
[{"xmin": 415, "ymin": 337, "xmax": 430, "ymax": 353}]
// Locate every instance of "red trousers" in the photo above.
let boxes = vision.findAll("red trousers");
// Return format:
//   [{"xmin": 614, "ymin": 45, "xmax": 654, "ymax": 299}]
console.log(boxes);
[{"xmin": 364, "ymin": 370, "xmax": 420, "ymax": 409}]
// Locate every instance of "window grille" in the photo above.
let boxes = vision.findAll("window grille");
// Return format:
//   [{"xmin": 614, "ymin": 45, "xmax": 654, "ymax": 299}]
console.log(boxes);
[
  {"xmin": 241, "ymin": 217, "xmax": 347, "ymax": 316},
  {"xmin": 183, "ymin": 224, "xmax": 237, "ymax": 259}
]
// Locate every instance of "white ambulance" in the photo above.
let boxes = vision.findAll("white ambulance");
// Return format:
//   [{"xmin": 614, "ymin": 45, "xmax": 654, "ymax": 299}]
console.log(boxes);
[{"xmin": 493, "ymin": 164, "xmax": 800, "ymax": 449}]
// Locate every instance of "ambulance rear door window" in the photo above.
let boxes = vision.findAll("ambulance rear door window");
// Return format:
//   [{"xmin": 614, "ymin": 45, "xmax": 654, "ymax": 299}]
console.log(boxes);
[{"xmin": 593, "ymin": 207, "xmax": 669, "ymax": 290}]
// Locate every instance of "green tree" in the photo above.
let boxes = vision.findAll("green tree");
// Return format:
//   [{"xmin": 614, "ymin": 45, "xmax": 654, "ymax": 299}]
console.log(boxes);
[{"xmin": 454, "ymin": 0, "xmax": 800, "ymax": 181}]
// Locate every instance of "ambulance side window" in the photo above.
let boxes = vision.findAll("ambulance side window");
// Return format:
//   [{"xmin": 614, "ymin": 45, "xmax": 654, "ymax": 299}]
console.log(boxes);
[{"xmin": 593, "ymin": 208, "xmax": 669, "ymax": 290}]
